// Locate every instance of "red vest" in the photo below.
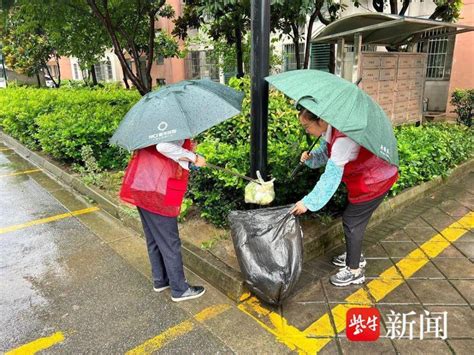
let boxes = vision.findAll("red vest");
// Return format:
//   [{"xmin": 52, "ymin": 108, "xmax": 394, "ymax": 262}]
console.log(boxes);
[
  {"xmin": 119, "ymin": 140, "xmax": 192, "ymax": 217},
  {"xmin": 328, "ymin": 129, "xmax": 398, "ymax": 204}
]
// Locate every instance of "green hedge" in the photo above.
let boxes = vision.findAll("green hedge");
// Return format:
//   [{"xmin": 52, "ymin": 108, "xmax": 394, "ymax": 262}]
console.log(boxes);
[
  {"xmin": 0, "ymin": 86, "xmax": 140, "ymax": 169},
  {"xmin": 0, "ymin": 80, "xmax": 472, "ymax": 227},
  {"xmin": 190, "ymin": 78, "xmax": 473, "ymax": 226}
]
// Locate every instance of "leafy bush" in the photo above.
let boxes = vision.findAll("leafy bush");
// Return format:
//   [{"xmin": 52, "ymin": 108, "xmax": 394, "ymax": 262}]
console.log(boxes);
[
  {"xmin": 450, "ymin": 89, "xmax": 473, "ymax": 127},
  {"xmin": 190, "ymin": 78, "xmax": 473, "ymax": 227},
  {"xmin": 1, "ymin": 79, "xmax": 472, "ymax": 228},
  {"xmin": 392, "ymin": 123, "xmax": 473, "ymax": 194},
  {"xmin": 190, "ymin": 77, "xmax": 346, "ymax": 227},
  {"xmin": 0, "ymin": 86, "xmax": 140, "ymax": 169}
]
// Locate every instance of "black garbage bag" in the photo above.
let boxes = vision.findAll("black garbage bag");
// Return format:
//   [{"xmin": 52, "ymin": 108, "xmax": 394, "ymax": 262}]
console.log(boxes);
[{"xmin": 229, "ymin": 205, "xmax": 303, "ymax": 305}]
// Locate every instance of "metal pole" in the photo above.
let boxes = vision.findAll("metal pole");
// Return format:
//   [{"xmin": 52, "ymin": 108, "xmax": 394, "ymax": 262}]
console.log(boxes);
[
  {"xmin": 352, "ymin": 33, "xmax": 362, "ymax": 84},
  {"xmin": 335, "ymin": 38, "xmax": 345, "ymax": 78},
  {"xmin": 250, "ymin": 0, "xmax": 270, "ymax": 179},
  {"xmin": 0, "ymin": 45, "xmax": 7, "ymax": 87}
]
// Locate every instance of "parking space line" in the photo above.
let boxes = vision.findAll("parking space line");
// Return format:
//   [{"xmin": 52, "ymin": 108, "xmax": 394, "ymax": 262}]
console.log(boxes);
[
  {"xmin": 0, "ymin": 169, "xmax": 42, "ymax": 178},
  {"xmin": 0, "ymin": 207, "xmax": 100, "ymax": 235},
  {"xmin": 6, "ymin": 331, "xmax": 65, "ymax": 354},
  {"xmin": 126, "ymin": 304, "xmax": 231, "ymax": 354}
]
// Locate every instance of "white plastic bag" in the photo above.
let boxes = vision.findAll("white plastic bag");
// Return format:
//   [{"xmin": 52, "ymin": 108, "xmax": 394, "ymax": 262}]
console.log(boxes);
[{"xmin": 244, "ymin": 171, "xmax": 275, "ymax": 205}]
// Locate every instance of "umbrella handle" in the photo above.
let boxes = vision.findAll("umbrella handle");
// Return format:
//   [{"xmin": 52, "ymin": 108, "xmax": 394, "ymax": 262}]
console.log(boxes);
[
  {"xmin": 289, "ymin": 136, "xmax": 321, "ymax": 180},
  {"xmin": 289, "ymin": 78, "xmax": 362, "ymax": 180}
]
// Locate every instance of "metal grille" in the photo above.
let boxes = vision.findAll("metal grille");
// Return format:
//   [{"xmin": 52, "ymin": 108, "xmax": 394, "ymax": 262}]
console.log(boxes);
[
  {"xmin": 418, "ymin": 28, "xmax": 450, "ymax": 80},
  {"xmin": 283, "ymin": 43, "xmax": 305, "ymax": 71},
  {"xmin": 310, "ymin": 43, "xmax": 331, "ymax": 72},
  {"xmin": 185, "ymin": 51, "xmax": 219, "ymax": 81}
]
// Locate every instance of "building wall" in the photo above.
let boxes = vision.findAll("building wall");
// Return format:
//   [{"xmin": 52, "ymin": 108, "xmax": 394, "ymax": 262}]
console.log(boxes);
[
  {"xmin": 150, "ymin": 0, "xmax": 186, "ymax": 86},
  {"xmin": 49, "ymin": 0, "xmax": 186, "ymax": 88},
  {"xmin": 446, "ymin": 0, "xmax": 474, "ymax": 117}
]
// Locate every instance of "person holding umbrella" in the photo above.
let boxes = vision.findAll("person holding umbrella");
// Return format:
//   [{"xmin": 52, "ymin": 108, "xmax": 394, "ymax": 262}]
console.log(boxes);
[
  {"xmin": 266, "ymin": 70, "xmax": 399, "ymax": 287},
  {"xmin": 110, "ymin": 80, "xmax": 244, "ymax": 301}
]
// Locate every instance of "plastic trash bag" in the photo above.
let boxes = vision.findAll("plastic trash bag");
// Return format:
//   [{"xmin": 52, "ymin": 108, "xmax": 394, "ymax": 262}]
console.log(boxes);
[
  {"xmin": 229, "ymin": 205, "xmax": 303, "ymax": 305},
  {"xmin": 244, "ymin": 171, "xmax": 276, "ymax": 205}
]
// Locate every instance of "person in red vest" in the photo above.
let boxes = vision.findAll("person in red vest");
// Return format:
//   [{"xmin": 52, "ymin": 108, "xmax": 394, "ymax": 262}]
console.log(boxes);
[
  {"xmin": 291, "ymin": 108, "xmax": 398, "ymax": 287},
  {"xmin": 120, "ymin": 140, "xmax": 207, "ymax": 301}
]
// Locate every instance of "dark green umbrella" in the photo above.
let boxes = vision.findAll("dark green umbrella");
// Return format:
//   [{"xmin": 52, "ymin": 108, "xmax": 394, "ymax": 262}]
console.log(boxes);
[
  {"xmin": 266, "ymin": 70, "xmax": 399, "ymax": 166},
  {"xmin": 110, "ymin": 79, "xmax": 244, "ymax": 151}
]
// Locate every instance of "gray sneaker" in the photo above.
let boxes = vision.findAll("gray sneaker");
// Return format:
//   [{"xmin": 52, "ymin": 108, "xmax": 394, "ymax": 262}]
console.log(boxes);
[
  {"xmin": 153, "ymin": 284, "xmax": 170, "ymax": 293},
  {"xmin": 331, "ymin": 252, "xmax": 366, "ymax": 268},
  {"xmin": 171, "ymin": 286, "xmax": 206, "ymax": 302},
  {"xmin": 330, "ymin": 267, "xmax": 365, "ymax": 287}
]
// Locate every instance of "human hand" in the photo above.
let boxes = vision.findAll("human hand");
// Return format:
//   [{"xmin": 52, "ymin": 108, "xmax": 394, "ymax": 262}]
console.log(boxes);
[
  {"xmin": 290, "ymin": 201, "xmax": 308, "ymax": 215},
  {"xmin": 300, "ymin": 151, "xmax": 312, "ymax": 163},
  {"xmin": 194, "ymin": 155, "xmax": 206, "ymax": 167}
]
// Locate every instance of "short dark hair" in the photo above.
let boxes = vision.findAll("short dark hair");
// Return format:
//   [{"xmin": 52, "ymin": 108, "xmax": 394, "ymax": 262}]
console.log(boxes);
[{"xmin": 298, "ymin": 108, "xmax": 320, "ymax": 122}]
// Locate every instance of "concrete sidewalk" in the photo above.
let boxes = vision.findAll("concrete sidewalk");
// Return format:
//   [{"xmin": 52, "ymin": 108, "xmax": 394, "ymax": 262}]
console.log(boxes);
[{"xmin": 239, "ymin": 170, "xmax": 473, "ymax": 354}]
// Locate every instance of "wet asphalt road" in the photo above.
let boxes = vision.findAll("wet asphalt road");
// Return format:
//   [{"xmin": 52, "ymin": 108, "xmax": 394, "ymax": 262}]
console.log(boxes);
[{"xmin": 0, "ymin": 146, "xmax": 250, "ymax": 353}]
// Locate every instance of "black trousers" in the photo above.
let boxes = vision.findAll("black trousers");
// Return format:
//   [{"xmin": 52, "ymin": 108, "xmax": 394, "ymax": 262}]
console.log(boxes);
[{"xmin": 343, "ymin": 193, "xmax": 387, "ymax": 269}]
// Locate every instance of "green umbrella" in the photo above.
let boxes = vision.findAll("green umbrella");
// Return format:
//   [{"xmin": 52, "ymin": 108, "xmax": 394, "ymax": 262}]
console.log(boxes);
[
  {"xmin": 110, "ymin": 79, "xmax": 244, "ymax": 151},
  {"xmin": 266, "ymin": 70, "xmax": 399, "ymax": 166}
]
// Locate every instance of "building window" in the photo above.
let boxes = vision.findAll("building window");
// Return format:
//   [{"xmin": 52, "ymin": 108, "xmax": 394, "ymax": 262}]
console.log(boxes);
[
  {"xmin": 310, "ymin": 43, "xmax": 331, "ymax": 72},
  {"xmin": 156, "ymin": 78, "xmax": 166, "ymax": 86},
  {"xmin": 73, "ymin": 63, "xmax": 80, "ymax": 80},
  {"xmin": 185, "ymin": 50, "xmax": 219, "ymax": 81},
  {"xmin": 156, "ymin": 55, "xmax": 164, "ymax": 65},
  {"xmin": 283, "ymin": 43, "xmax": 305, "ymax": 71},
  {"xmin": 106, "ymin": 60, "xmax": 113, "ymax": 80},
  {"xmin": 418, "ymin": 28, "xmax": 451, "ymax": 80},
  {"xmin": 94, "ymin": 60, "xmax": 114, "ymax": 81}
]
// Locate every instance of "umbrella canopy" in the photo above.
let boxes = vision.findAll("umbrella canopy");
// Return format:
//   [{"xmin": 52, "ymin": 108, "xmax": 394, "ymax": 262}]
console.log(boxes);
[
  {"xmin": 266, "ymin": 70, "xmax": 399, "ymax": 166},
  {"xmin": 110, "ymin": 79, "xmax": 244, "ymax": 151}
]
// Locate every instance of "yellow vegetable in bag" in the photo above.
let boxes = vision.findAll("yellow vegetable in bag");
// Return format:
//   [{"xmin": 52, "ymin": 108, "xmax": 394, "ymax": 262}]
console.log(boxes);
[{"xmin": 245, "ymin": 171, "xmax": 275, "ymax": 205}]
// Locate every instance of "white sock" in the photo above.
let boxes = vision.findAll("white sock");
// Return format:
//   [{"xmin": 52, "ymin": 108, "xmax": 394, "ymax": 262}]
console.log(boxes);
[{"xmin": 350, "ymin": 268, "xmax": 361, "ymax": 275}]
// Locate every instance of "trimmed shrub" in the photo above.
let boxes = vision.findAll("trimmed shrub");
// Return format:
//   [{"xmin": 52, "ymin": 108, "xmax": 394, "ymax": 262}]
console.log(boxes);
[{"xmin": 0, "ymin": 86, "xmax": 140, "ymax": 169}]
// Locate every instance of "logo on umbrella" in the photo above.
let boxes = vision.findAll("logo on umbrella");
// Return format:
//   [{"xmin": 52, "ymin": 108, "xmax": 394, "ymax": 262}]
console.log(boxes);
[{"xmin": 158, "ymin": 122, "xmax": 168, "ymax": 131}]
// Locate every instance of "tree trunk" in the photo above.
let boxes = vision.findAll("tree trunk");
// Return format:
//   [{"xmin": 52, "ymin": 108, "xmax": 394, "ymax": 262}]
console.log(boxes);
[
  {"xmin": 86, "ymin": 0, "xmax": 148, "ymax": 95},
  {"xmin": 145, "ymin": 9, "xmax": 156, "ymax": 91},
  {"xmin": 329, "ymin": 43, "xmax": 335, "ymax": 74},
  {"xmin": 389, "ymin": 0, "xmax": 398, "ymax": 14},
  {"xmin": 90, "ymin": 65, "xmax": 98, "ymax": 85},
  {"xmin": 36, "ymin": 72, "xmax": 41, "ymax": 88},
  {"xmin": 291, "ymin": 23, "xmax": 301, "ymax": 69},
  {"xmin": 44, "ymin": 64, "xmax": 58, "ymax": 87},
  {"xmin": 122, "ymin": 65, "xmax": 130, "ymax": 89},
  {"xmin": 399, "ymin": 0, "xmax": 410, "ymax": 16},
  {"xmin": 429, "ymin": 0, "xmax": 455, "ymax": 20},
  {"xmin": 304, "ymin": 11, "xmax": 318, "ymax": 69},
  {"xmin": 235, "ymin": 24, "xmax": 244, "ymax": 78},
  {"xmin": 55, "ymin": 55, "xmax": 61, "ymax": 88}
]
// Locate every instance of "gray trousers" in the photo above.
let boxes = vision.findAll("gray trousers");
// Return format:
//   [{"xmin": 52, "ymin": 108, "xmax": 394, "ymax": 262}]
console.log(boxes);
[
  {"xmin": 343, "ymin": 193, "xmax": 387, "ymax": 269},
  {"xmin": 137, "ymin": 207, "xmax": 188, "ymax": 297}
]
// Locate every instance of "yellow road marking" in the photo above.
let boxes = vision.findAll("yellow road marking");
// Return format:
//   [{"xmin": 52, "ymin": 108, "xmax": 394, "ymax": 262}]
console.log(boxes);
[
  {"xmin": 305, "ymin": 211, "xmax": 473, "ymax": 353},
  {"xmin": 0, "ymin": 169, "xmax": 42, "ymax": 178},
  {"xmin": 6, "ymin": 331, "xmax": 65, "ymax": 354},
  {"xmin": 126, "ymin": 304, "xmax": 230, "ymax": 354},
  {"xmin": 238, "ymin": 295, "xmax": 326, "ymax": 353},
  {"xmin": 0, "ymin": 207, "xmax": 100, "ymax": 235},
  {"xmin": 238, "ymin": 212, "xmax": 473, "ymax": 354},
  {"xmin": 0, "ymin": 147, "xmax": 12, "ymax": 151}
]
